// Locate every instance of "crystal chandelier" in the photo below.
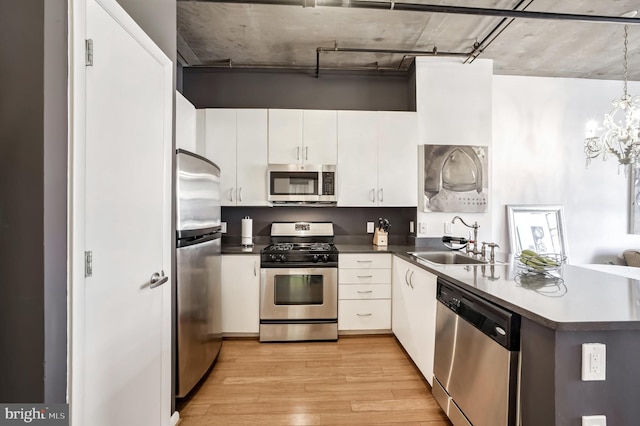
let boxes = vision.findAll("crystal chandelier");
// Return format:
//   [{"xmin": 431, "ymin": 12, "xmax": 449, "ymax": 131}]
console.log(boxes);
[{"xmin": 584, "ymin": 24, "xmax": 640, "ymax": 174}]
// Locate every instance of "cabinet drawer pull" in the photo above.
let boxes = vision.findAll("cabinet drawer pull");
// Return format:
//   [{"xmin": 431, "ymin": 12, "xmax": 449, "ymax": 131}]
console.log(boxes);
[
  {"xmin": 357, "ymin": 290, "xmax": 373, "ymax": 294},
  {"xmin": 370, "ymin": 188, "xmax": 376, "ymax": 202},
  {"xmin": 238, "ymin": 187, "xmax": 242, "ymax": 202},
  {"xmin": 357, "ymin": 275, "xmax": 373, "ymax": 279},
  {"xmin": 356, "ymin": 260, "xmax": 372, "ymax": 263},
  {"xmin": 357, "ymin": 313, "xmax": 373, "ymax": 317}
]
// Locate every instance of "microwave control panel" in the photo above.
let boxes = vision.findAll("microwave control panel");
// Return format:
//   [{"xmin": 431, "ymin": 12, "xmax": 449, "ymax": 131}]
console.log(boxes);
[{"xmin": 322, "ymin": 172, "xmax": 335, "ymax": 195}]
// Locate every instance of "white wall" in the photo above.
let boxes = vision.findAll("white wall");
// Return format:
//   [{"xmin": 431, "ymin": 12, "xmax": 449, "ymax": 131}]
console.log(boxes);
[
  {"xmin": 414, "ymin": 57, "xmax": 495, "ymax": 243},
  {"xmin": 492, "ymin": 75, "xmax": 640, "ymax": 264},
  {"xmin": 414, "ymin": 56, "xmax": 640, "ymax": 264}
]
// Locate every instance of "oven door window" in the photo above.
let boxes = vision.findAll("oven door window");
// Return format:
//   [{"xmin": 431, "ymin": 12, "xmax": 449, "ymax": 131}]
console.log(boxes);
[
  {"xmin": 271, "ymin": 172, "xmax": 319, "ymax": 196},
  {"xmin": 274, "ymin": 274, "xmax": 324, "ymax": 305}
]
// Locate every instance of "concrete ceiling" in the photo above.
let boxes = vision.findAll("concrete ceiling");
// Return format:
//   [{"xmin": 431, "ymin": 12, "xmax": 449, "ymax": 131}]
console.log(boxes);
[{"xmin": 177, "ymin": 0, "xmax": 640, "ymax": 80}]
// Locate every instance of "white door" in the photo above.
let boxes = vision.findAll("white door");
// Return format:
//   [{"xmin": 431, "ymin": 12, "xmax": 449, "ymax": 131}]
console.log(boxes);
[{"xmin": 71, "ymin": 0, "xmax": 172, "ymax": 425}]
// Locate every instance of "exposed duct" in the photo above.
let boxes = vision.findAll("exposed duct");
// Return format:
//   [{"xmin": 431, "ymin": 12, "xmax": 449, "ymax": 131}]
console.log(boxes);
[
  {"xmin": 315, "ymin": 45, "xmax": 468, "ymax": 77},
  {"xmin": 178, "ymin": 0, "xmax": 640, "ymax": 25}
]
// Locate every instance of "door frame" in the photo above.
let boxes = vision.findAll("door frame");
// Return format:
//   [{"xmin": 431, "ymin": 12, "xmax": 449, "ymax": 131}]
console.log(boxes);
[{"xmin": 68, "ymin": 0, "xmax": 173, "ymax": 424}]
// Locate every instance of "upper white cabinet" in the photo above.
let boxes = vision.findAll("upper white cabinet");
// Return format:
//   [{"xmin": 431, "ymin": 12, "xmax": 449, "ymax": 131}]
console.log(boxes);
[
  {"xmin": 392, "ymin": 256, "xmax": 438, "ymax": 385},
  {"xmin": 204, "ymin": 109, "xmax": 268, "ymax": 206},
  {"xmin": 268, "ymin": 109, "xmax": 337, "ymax": 164},
  {"xmin": 337, "ymin": 111, "xmax": 418, "ymax": 207},
  {"xmin": 175, "ymin": 92, "xmax": 197, "ymax": 153}
]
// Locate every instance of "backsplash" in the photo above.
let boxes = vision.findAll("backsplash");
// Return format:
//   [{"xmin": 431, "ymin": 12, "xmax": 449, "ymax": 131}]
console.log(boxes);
[{"xmin": 222, "ymin": 206, "xmax": 416, "ymax": 245}]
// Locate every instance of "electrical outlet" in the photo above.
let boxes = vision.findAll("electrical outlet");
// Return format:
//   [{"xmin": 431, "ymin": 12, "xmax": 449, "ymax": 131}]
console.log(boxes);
[
  {"xmin": 220, "ymin": 222, "xmax": 227, "ymax": 233},
  {"xmin": 409, "ymin": 221, "xmax": 414, "ymax": 234},
  {"xmin": 418, "ymin": 222, "xmax": 427, "ymax": 234},
  {"xmin": 367, "ymin": 222, "xmax": 375, "ymax": 233},
  {"xmin": 444, "ymin": 222, "xmax": 452, "ymax": 234},
  {"xmin": 581, "ymin": 343, "xmax": 606, "ymax": 381},
  {"xmin": 582, "ymin": 415, "xmax": 606, "ymax": 426}
]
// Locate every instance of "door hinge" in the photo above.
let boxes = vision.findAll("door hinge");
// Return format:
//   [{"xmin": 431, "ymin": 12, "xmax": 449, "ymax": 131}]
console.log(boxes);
[
  {"xmin": 85, "ymin": 251, "xmax": 93, "ymax": 277},
  {"xmin": 85, "ymin": 39, "xmax": 93, "ymax": 66}
]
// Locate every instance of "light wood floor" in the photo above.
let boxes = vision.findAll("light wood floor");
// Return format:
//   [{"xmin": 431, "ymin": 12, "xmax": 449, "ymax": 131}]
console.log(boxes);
[{"xmin": 177, "ymin": 335, "xmax": 451, "ymax": 425}]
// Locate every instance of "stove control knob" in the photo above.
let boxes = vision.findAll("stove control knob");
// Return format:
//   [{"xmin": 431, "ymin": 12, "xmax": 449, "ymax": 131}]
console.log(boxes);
[
  {"xmin": 270, "ymin": 254, "xmax": 286, "ymax": 262},
  {"xmin": 321, "ymin": 254, "xmax": 330, "ymax": 262},
  {"xmin": 312, "ymin": 254, "xmax": 319, "ymax": 263}
]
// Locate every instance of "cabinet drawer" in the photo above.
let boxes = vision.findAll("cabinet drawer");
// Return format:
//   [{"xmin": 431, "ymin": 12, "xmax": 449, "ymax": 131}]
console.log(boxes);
[
  {"xmin": 338, "ymin": 299, "xmax": 391, "ymax": 330},
  {"xmin": 339, "ymin": 253, "xmax": 392, "ymax": 269},
  {"xmin": 339, "ymin": 284, "xmax": 391, "ymax": 300},
  {"xmin": 339, "ymin": 268, "xmax": 391, "ymax": 284}
]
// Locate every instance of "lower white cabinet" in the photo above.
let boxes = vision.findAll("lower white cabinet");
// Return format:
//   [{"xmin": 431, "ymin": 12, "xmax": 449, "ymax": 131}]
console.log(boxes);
[
  {"xmin": 392, "ymin": 255, "xmax": 438, "ymax": 385},
  {"xmin": 221, "ymin": 255, "xmax": 260, "ymax": 334},
  {"xmin": 338, "ymin": 253, "xmax": 392, "ymax": 332}
]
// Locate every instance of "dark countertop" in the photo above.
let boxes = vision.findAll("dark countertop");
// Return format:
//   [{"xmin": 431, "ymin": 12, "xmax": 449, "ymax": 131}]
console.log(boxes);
[
  {"xmin": 336, "ymin": 244, "xmax": 640, "ymax": 331},
  {"xmin": 221, "ymin": 244, "xmax": 266, "ymax": 255},
  {"xmin": 222, "ymin": 242, "xmax": 640, "ymax": 330}
]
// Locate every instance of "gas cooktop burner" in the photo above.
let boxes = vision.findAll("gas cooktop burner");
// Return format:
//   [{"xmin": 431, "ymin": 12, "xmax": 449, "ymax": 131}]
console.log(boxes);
[
  {"xmin": 266, "ymin": 242, "xmax": 334, "ymax": 252},
  {"xmin": 261, "ymin": 222, "xmax": 338, "ymax": 267},
  {"xmin": 270, "ymin": 243, "xmax": 294, "ymax": 251}
]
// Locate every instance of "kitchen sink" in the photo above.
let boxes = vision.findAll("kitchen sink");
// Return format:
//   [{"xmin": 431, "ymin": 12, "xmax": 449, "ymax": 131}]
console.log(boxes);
[{"xmin": 409, "ymin": 251, "xmax": 490, "ymax": 265}]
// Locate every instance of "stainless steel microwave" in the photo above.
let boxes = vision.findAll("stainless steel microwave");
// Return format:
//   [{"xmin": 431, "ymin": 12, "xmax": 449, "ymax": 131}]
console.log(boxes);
[{"xmin": 267, "ymin": 164, "xmax": 336, "ymax": 205}]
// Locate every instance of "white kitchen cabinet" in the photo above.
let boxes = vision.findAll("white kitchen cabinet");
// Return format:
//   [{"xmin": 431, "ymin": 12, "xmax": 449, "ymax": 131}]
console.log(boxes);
[
  {"xmin": 303, "ymin": 110, "xmax": 338, "ymax": 164},
  {"xmin": 392, "ymin": 256, "xmax": 438, "ymax": 385},
  {"xmin": 377, "ymin": 112, "xmax": 418, "ymax": 206},
  {"xmin": 336, "ymin": 111, "xmax": 379, "ymax": 206},
  {"xmin": 268, "ymin": 109, "xmax": 337, "ymax": 164},
  {"xmin": 337, "ymin": 111, "xmax": 418, "ymax": 207},
  {"xmin": 176, "ymin": 91, "xmax": 197, "ymax": 152},
  {"xmin": 338, "ymin": 253, "xmax": 392, "ymax": 332},
  {"xmin": 221, "ymin": 255, "xmax": 260, "ymax": 334},
  {"xmin": 205, "ymin": 109, "xmax": 268, "ymax": 206}
]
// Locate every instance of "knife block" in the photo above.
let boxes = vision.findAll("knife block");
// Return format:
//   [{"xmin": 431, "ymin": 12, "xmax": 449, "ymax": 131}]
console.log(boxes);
[{"xmin": 373, "ymin": 229, "xmax": 388, "ymax": 247}]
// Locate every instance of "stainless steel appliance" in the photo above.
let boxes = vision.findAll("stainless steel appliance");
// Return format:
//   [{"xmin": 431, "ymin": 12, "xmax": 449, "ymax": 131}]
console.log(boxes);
[
  {"xmin": 267, "ymin": 164, "xmax": 336, "ymax": 205},
  {"xmin": 433, "ymin": 278, "xmax": 520, "ymax": 426},
  {"xmin": 260, "ymin": 222, "xmax": 338, "ymax": 342},
  {"xmin": 175, "ymin": 149, "xmax": 223, "ymax": 398}
]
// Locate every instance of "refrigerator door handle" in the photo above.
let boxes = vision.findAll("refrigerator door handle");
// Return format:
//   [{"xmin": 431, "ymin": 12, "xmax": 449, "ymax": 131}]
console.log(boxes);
[{"xmin": 149, "ymin": 270, "xmax": 168, "ymax": 289}]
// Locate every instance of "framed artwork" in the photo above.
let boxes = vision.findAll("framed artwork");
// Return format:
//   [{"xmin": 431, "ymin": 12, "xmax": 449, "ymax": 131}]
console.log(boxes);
[
  {"xmin": 420, "ymin": 144, "xmax": 488, "ymax": 212},
  {"xmin": 506, "ymin": 204, "xmax": 569, "ymax": 260}
]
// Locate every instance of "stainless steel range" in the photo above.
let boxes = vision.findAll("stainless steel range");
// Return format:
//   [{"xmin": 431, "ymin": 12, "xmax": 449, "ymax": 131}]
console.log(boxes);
[{"xmin": 260, "ymin": 222, "xmax": 338, "ymax": 342}]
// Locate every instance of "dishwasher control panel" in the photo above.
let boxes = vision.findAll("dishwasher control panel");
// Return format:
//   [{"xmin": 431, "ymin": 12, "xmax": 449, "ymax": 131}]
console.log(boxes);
[{"xmin": 437, "ymin": 278, "xmax": 521, "ymax": 351}]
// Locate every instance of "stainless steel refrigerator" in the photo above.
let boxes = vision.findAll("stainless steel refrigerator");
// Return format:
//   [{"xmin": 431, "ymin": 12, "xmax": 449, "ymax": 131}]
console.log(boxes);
[{"xmin": 175, "ymin": 149, "xmax": 223, "ymax": 398}]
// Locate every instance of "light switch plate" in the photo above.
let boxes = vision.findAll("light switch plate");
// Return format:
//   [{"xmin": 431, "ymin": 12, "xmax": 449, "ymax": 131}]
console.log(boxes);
[
  {"xmin": 582, "ymin": 415, "xmax": 606, "ymax": 426},
  {"xmin": 367, "ymin": 222, "xmax": 375, "ymax": 233},
  {"xmin": 220, "ymin": 222, "xmax": 227, "ymax": 233},
  {"xmin": 409, "ymin": 221, "xmax": 414, "ymax": 234},
  {"xmin": 418, "ymin": 222, "xmax": 427, "ymax": 234},
  {"xmin": 581, "ymin": 343, "xmax": 606, "ymax": 381}
]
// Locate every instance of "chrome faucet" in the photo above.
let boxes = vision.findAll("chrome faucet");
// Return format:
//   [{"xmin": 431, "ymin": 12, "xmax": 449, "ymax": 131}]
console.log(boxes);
[{"xmin": 451, "ymin": 216, "xmax": 481, "ymax": 256}]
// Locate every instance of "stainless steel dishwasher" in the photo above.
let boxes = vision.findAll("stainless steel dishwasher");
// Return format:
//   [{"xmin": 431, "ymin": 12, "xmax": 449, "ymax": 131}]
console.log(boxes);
[{"xmin": 432, "ymin": 278, "xmax": 520, "ymax": 426}]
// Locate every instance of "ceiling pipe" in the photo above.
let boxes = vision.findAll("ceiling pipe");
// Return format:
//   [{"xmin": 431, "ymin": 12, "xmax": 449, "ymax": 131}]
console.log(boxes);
[
  {"xmin": 179, "ymin": 0, "xmax": 640, "ymax": 25},
  {"xmin": 464, "ymin": 0, "xmax": 533, "ymax": 64},
  {"xmin": 315, "ymin": 46, "xmax": 468, "ymax": 78}
]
